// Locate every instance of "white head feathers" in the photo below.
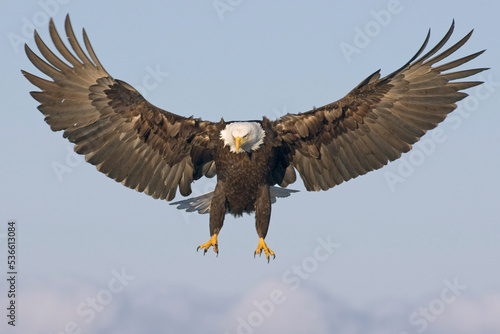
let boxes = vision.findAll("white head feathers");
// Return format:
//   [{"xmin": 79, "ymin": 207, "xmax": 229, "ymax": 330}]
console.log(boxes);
[{"xmin": 220, "ymin": 122, "xmax": 266, "ymax": 154}]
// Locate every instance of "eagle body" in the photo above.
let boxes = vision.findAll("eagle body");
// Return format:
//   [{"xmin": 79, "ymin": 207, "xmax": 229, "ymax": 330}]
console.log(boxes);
[
  {"xmin": 23, "ymin": 16, "xmax": 486, "ymax": 261},
  {"xmin": 213, "ymin": 135, "xmax": 272, "ymax": 216},
  {"xmin": 213, "ymin": 120, "xmax": 286, "ymax": 213},
  {"xmin": 207, "ymin": 119, "xmax": 290, "ymax": 248}
]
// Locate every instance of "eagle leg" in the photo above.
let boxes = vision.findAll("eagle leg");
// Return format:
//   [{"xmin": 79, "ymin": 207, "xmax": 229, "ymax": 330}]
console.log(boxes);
[
  {"xmin": 254, "ymin": 238, "xmax": 275, "ymax": 263},
  {"xmin": 197, "ymin": 233, "xmax": 219, "ymax": 256},
  {"xmin": 197, "ymin": 184, "xmax": 225, "ymax": 257},
  {"xmin": 253, "ymin": 185, "xmax": 274, "ymax": 262}
]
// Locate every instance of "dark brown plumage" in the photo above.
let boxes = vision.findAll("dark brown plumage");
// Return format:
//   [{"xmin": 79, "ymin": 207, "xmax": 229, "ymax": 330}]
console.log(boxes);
[{"xmin": 23, "ymin": 15, "xmax": 486, "ymax": 261}]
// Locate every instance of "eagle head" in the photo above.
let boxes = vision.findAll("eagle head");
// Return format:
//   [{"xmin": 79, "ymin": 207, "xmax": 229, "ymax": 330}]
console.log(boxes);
[{"xmin": 220, "ymin": 122, "xmax": 266, "ymax": 154}]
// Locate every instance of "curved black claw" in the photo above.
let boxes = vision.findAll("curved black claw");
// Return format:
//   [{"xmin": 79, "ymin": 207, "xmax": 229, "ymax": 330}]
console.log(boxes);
[
  {"xmin": 197, "ymin": 234, "xmax": 219, "ymax": 257},
  {"xmin": 254, "ymin": 238, "xmax": 275, "ymax": 262}
]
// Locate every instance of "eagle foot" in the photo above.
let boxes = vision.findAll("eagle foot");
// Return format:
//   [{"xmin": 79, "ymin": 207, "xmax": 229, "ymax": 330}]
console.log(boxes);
[
  {"xmin": 197, "ymin": 234, "xmax": 219, "ymax": 256},
  {"xmin": 254, "ymin": 237, "xmax": 275, "ymax": 263}
]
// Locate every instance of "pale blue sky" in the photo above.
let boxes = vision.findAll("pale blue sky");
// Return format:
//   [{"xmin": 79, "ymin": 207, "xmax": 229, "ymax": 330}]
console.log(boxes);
[{"xmin": 1, "ymin": 1, "xmax": 499, "ymax": 333}]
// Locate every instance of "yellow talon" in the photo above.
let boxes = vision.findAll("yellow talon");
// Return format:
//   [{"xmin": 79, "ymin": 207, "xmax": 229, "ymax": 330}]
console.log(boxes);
[
  {"xmin": 197, "ymin": 234, "xmax": 219, "ymax": 256},
  {"xmin": 254, "ymin": 237, "xmax": 275, "ymax": 262}
]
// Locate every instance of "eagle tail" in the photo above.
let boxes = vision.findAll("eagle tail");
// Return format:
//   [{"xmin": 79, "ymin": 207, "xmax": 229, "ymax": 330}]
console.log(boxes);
[
  {"xmin": 269, "ymin": 186, "xmax": 300, "ymax": 204},
  {"xmin": 170, "ymin": 187, "xmax": 299, "ymax": 214},
  {"xmin": 170, "ymin": 191, "xmax": 214, "ymax": 214}
]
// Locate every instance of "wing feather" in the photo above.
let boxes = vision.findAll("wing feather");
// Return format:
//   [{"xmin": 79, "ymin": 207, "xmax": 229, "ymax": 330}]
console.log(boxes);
[
  {"xmin": 274, "ymin": 21, "xmax": 486, "ymax": 191},
  {"xmin": 23, "ymin": 15, "xmax": 217, "ymax": 201}
]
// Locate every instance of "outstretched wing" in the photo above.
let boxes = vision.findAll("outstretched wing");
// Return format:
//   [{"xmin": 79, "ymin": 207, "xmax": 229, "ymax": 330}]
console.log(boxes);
[
  {"xmin": 274, "ymin": 22, "xmax": 487, "ymax": 191},
  {"xmin": 23, "ymin": 15, "xmax": 218, "ymax": 201}
]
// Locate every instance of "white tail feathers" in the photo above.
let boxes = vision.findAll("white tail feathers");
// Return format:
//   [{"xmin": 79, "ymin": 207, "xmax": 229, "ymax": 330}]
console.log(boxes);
[{"xmin": 170, "ymin": 186, "xmax": 299, "ymax": 214}]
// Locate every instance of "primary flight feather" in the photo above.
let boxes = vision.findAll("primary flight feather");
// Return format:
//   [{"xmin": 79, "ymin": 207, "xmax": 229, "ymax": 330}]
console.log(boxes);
[{"xmin": 23, "ymin": 15, "xmax": 486, "ymax": 261}]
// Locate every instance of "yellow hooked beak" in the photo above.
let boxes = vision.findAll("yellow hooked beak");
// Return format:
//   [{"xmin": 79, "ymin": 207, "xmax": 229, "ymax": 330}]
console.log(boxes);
[{"xmin": 235, "ymin": 136, "xmax": 242, "ymax": 152}]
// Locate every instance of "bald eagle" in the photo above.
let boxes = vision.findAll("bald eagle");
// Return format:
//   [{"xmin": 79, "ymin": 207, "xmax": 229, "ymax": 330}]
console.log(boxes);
[{"xmin": 23, "ymin": 16, "xmax": 486, "ymax": 261}]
